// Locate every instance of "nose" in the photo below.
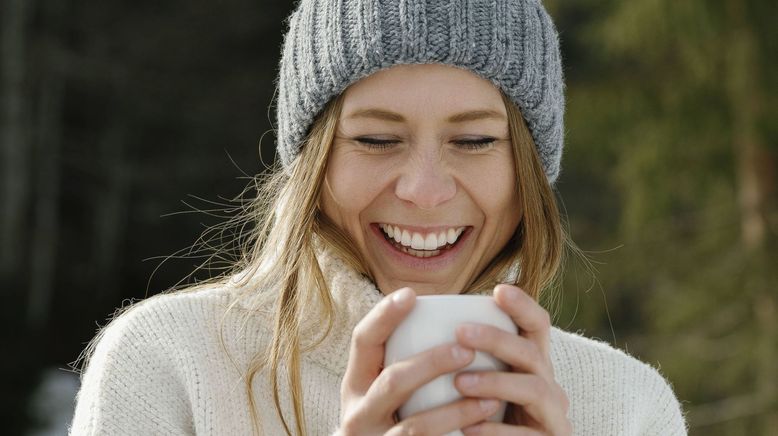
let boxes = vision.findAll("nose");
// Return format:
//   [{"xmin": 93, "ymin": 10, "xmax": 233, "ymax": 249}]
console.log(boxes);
[{"xmin": 394, "ymin": 152, "xmax": 456, "ymax": 209}]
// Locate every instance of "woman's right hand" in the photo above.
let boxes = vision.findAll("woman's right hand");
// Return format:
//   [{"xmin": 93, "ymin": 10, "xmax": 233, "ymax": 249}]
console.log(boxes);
[{"xmin": 337, "ymin": 287, "xmax": 501, "ymax": 435}]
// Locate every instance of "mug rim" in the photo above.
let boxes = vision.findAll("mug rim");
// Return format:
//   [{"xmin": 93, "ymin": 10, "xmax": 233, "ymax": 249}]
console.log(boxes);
[{"xmin": 414, "ymin": 294, "xmax": 494, "ymax": 300}]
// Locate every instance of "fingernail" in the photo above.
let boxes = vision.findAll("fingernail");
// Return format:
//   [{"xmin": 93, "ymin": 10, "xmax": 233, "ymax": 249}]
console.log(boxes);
[
  {"xmin": 480, "ymin": 399, "xmax": 499, "ymax": 413},
  {"xmin": 460, "ymin": 323, "xmax": 480, "ymax": 340},
  {"xmin": 451, "ymin": 345, "xmax": 474, "ymax": 363},
  {"xmin": 458, "ymin": 373, "xmax": 479, "ymax": 388},
  {"xmin": 500, "ymin": 285, "xmax": 519, "ymax": 300},
  {"xmin": 391, "ymin": 288, "xmax": 413, "ymax": 306}
]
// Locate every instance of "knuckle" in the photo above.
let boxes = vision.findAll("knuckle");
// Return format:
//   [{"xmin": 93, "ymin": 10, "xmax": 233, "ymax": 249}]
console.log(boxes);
[
  {"xmin": 351, "ymin": 322, "xmax": 370, "ymax": 347},
  {"xmin": 340, "ymin": 373, "xmax": 357, "ymax": 399},
  {"xmin": 375, "ymin": 367, "xmax": 404, "ymax": 396},
  {"xmin": 432, "ymin": 345, "xmax": 457, "ymax": 369},
  {"xmin": 350, "ymin": 332, "xmax": 365, "ymax": 350},
  {"xmin": 340, "ymin": 381, "xmax": 363, "ymax": 407},
  {"xmin": 480, "ymin": 325, "xmax": 498, "ymax": 345},
  {"xmin": 395, "ymin": 420, "xmax": 428, "ymax": 436},
  {"xmin": 527, "ymin": 375, "xmax": 548, "ymax": 400},
  {"xmin": 338, "ymin": 407, "xmax": 362, "ymax": 435},
  {"xmin": 525, "ymin": 340, "xmax": 542, "ymax": 364},
  {"xmin": 538, "ymin": 309, "xmax": 552, "ymax": 329}
]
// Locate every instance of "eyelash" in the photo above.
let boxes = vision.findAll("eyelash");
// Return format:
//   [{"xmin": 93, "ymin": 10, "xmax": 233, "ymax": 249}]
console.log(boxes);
[{"xmin": 355, "ymin": 137, "xmax": 496, "ymax": 150}]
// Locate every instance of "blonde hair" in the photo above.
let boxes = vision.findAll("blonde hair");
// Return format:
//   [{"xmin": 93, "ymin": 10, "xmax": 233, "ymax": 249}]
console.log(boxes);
[
  {"xmin": 73, "ymin": 89, "xmax": 571, "ymax": 436},
  {"xmin": 234, "ymin": 90, "xmax": 568, "ymax": 434}
]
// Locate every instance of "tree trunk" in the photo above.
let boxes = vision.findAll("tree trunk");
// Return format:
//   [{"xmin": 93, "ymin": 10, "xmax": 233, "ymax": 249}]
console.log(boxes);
[
  {"xmin": 27, "ymin": 56, "xmax": 65, "ymax": 329},
  {"xmin": 91, "ymin": 119, "xmax": 130, "ymax": 304},
  {"xmin": 1, "ymin": 0, "xmax": 32, "ymax": 278},
  {"xmin": 726, "ymin": 1, "xmax": 777, "ymax": 433},
  {"xmin": 754, "ymin": 289, "xmax": 778, "ymax": 434},
  {"xmin": 726, "ymin": 0, "xmax": 770, "ymax": 253}
]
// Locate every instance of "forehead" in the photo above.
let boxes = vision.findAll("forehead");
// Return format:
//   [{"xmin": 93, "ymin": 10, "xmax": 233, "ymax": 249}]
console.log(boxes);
[{"xmin": 341, "ymin": 64, "xmax": 506, "ymax": 118}]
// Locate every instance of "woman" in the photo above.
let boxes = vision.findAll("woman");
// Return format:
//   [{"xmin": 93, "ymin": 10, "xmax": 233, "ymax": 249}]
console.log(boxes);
[{"xmin": 70, "ymin": 0, "xmax": 687, "ymax": 435}]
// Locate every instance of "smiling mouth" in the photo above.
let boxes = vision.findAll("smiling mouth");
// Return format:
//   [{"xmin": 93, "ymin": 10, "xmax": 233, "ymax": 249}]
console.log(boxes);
[{"xmin": 377, "ymin": 223, "xmax": 467, "ymax": 258}]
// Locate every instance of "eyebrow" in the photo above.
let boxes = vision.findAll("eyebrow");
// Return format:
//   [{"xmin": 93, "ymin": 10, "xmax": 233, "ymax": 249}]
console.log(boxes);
[{"xmin": 346, "ymin": 108, "xmax": 506, "ymax": 123}]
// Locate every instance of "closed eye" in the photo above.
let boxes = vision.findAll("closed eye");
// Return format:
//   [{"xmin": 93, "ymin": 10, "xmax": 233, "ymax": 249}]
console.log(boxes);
[
  {"xmin": 454, "ymin": 137, "xmax": 497, "ymax": 150},
  {"xmin": 355, "ymin": 137, "xmax": 398, "ymax": 150},
  {"xmin": 354, "ymin": 136, "xmax": 498, "ymax": 151}
]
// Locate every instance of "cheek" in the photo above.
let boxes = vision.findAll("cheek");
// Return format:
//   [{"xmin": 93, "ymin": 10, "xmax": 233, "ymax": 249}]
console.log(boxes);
[
  {"xmin": 462, "ymin": 158, "xmax": 519, "ymax": 221},
  {"xmin": 321, "ymin": 153, "xmax": 388, "ymax": 226},
  {"xmin": 482, "ymin": 187, "xmax": 520, "ymax": 230}
]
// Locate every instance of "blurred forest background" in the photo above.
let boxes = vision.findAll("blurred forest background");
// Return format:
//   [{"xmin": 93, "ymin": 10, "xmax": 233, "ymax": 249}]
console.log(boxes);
[{"xmin": 1, "ymin": 0, "xmax": 776, "ymax": 434}]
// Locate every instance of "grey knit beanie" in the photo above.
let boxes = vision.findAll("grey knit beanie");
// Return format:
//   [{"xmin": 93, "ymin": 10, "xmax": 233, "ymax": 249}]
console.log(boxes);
[{"xmin": 276, "ymin": 0, "xmax": 565, "ymax": 184}]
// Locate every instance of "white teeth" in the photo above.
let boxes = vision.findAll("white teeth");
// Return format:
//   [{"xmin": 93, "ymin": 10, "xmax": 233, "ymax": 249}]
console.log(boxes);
[
  {"xmin": 424, "ymin": 233, "xmax": 438, "ymax": 250},
  {"xmin": 380, "ymin": 224, "xmax": 466, "ymax": 251},
  {"xmin": 446, "ymin": 228, "xmax": 457, "ymax": 244},
  {"xmin": 405, "ymin": 247, "xmax": 441, "ymax": 258},
  {"xmin": 411, "ymin": 233, "xmax": 425, "ymax": 250},
  {"xmin": 401, "ymin": 230, "xmax": 411, "ymax": 246}
]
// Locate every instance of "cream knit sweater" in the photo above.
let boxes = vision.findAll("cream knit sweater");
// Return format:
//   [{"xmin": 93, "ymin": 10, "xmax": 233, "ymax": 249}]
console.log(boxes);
[{"xmin": 69, "ymin": 247, "xmax": 688, "ymax": 435}]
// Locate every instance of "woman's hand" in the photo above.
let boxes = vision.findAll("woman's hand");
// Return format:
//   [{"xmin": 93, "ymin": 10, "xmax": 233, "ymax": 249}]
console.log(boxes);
[
  {"xmin": 338, "ymin": 287, "xmax": 502, "ymax": 436},
  {"xmin": 454, "ymin": 284, "xmax": 572, "ymax": 436}
]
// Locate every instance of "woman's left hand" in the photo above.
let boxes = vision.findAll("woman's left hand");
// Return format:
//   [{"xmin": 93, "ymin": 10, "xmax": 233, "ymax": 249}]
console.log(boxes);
[{"xmin": 454, "ymin": 284, "xmax": 572, "ymax": 435}]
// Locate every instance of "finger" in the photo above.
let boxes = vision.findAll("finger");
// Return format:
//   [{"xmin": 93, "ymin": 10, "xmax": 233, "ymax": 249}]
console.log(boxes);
[
  {"xmin": 362, "ymin": 342, "xmax": 475, "ymax": 419},
  {"xmin": 462, "ymin": 422, "xmax": 544, "ymax": 436},
  {"xmin": 385, "ymin": 398, "xmax": 501, "ymax": 436},
  {"xmin": 494, "ymin": 284, "xmax": 552, "ymax": 360},
  {"xmin": 455, "ymin": 323, "xmax": 552, "ymax": 381},
  {"xmin": 343, "ymin": 287, "xmax": 416, "ymax": 395},
  {"xmin": 455, "ymin": 372, "xmax": 569, "ymax": 432}
]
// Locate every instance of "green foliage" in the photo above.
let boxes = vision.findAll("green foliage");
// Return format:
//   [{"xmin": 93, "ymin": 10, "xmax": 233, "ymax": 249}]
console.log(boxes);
[{"xmin": 555, "ymin": 0, "xmax": 777, "ymax": 433}]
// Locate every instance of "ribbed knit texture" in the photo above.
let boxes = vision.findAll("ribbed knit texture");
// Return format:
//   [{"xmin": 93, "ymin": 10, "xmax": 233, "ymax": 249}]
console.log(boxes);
[
  {"xmin": 276, "ymin": 0, "xmax": 565, "ymax": 183},
  {"xmin": 69, "ymin": 247, "xmax": 687, "ymax": 435}
]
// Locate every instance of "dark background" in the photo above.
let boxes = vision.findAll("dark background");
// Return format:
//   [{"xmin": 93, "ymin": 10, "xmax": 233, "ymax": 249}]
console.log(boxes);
[{"xmin": 1, "ymin": 0, "xmax": 776, "ymax": 435}]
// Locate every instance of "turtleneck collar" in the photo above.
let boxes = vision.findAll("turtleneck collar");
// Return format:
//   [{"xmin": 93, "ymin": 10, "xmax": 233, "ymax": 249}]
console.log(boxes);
[
  {"xmin": 302, "ymin": 242, "xmax": 512, "ymax": 375},
  {"xmin": 228, "ymin": 238, "xmax": 508, "ymax": 376},
  {"xmin": 301, "ymin": 243, "xmax": 385, "ymax": 375}
]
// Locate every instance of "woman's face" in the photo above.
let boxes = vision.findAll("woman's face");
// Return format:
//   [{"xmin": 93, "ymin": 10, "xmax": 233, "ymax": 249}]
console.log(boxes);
[{"xmin": 320, "ymin": 64, "xmax": 521, "ymax": 295}]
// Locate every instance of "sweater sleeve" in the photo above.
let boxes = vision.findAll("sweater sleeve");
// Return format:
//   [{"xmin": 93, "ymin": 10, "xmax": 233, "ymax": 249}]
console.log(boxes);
[
  {"xmin": 68, "ymin": 301, "xmax": 194, "ymax": 436},
  {"xmin": 641, "ymin": 365, "xmax": 688, "ymax": 436}
]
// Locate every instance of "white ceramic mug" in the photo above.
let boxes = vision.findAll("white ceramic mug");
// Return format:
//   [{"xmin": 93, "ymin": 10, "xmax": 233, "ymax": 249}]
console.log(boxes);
[{"xmin": 384, "ymin": 295, "xmax": 518, "ymax": 433}]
